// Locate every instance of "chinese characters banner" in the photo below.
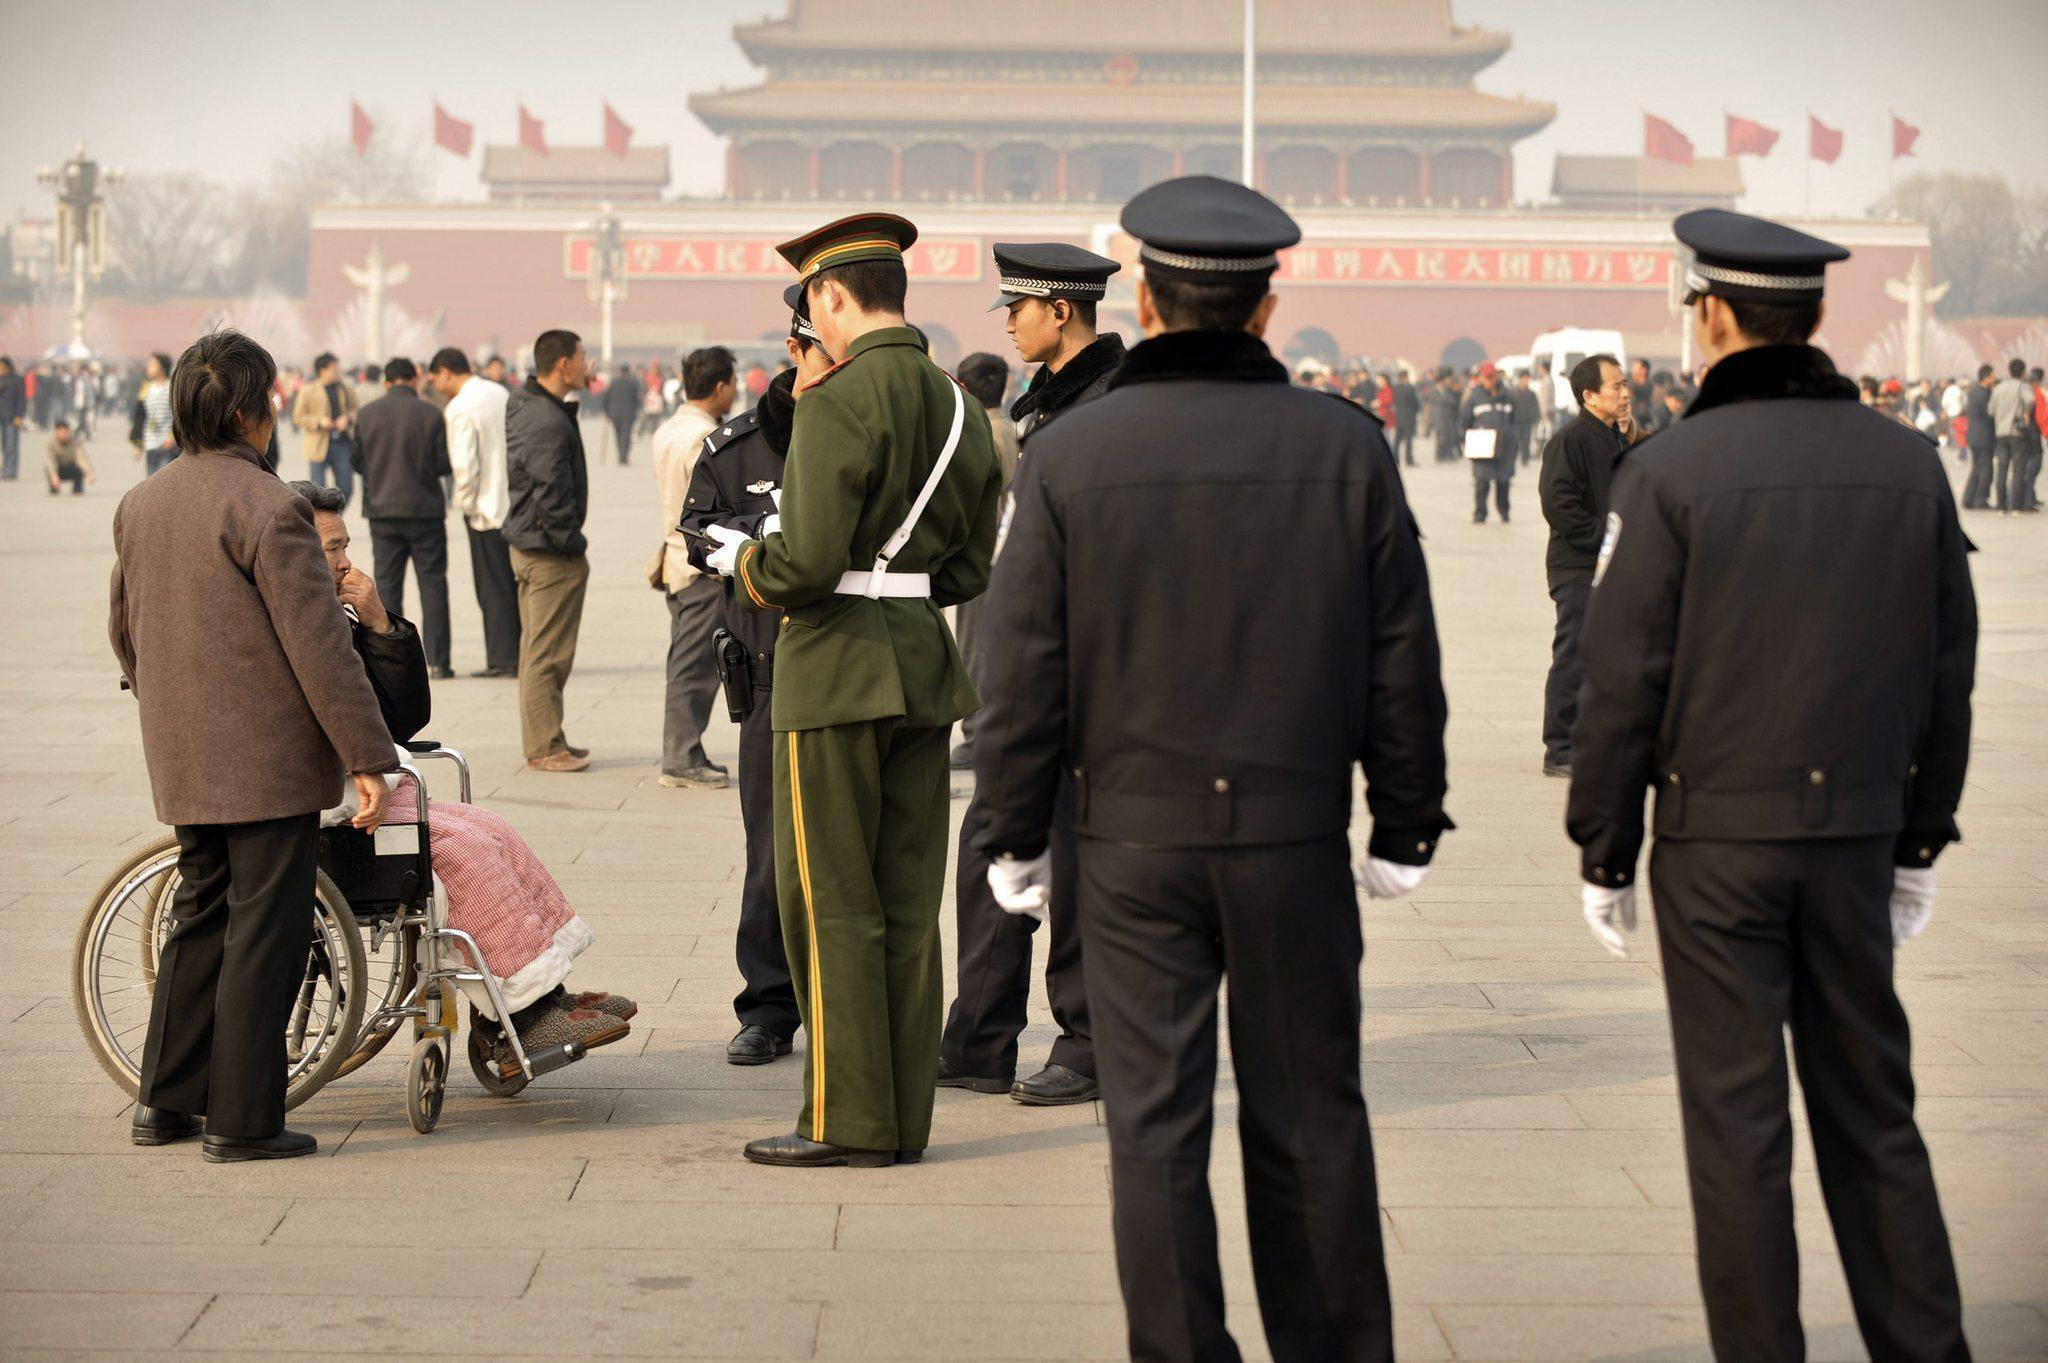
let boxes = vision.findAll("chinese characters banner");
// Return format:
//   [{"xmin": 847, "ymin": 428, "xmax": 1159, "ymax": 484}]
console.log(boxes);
[
  {"xmin": 1277, "ymin": 243, "xmax": 1675, "ymax": 289},
  {"xmin": 563, "ymin": 235, "xmax": 983, "ymax": 282}
]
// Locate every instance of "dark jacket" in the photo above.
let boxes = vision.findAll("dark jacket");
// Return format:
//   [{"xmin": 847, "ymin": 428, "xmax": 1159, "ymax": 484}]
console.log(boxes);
[
  {"xmin": 973, "ymin": 328, "xmax": 1451, "ymax": 860},
  {"xmin": 1459, "ymin": 382, "xmax": 1518, "ymax": 476},
  {"xmin": 354, "ymin": 386, "xmax": 451, "ymax": 521},
  {"xmin": 1392, "ymin": 380, "xmax": 1419, "ymax": 426},
  {"xmin": 1568, "ymin": 344, "xmax": 1977, "ymax": 885},
  {"xmin": 1011, "ymin": 334, "xmax": 1125, "ymax": 441},
  {"xmin": 504, "ymin": 378, "xmax": 590, "ymax": 557},
  {"xmin": 1539, "ymin": 412, "xmax": 1630, "ymax": 584},
  {"xmin": 1964, "ymin": 382, "xmax": 1995, "ymax": 452},
  {"xmin": 0, "ymin": 372, "xmax": 24, "ymax": 423},
  {"xmin": 109, "ymin": 443, "xmax": 398, "ymax": 826},
  {"xmin": 353, "ymin": 611, "xmax": 431, "ymax": 744},
  {"xmin": 602, "ymin": 372, "xmax": 643, "ymax": 424},
  {"xmin": 681, "ymin": 369, "xmax": 794, "ymax": 680},
  {"xmin": 1511, "ymin": 386, "xmax": 1542, "ymax": 457}
]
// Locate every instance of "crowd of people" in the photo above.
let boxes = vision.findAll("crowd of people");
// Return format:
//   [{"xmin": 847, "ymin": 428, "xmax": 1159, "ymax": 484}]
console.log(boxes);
[{"xmin": 44, "ymin": 179, "xmax": 2024, "ymax": 1362}]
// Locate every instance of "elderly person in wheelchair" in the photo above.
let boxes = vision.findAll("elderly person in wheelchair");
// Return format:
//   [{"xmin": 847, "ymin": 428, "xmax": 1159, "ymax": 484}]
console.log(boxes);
[{"xmin": 289, "ymin": 480, "xmax": 635, "ymax": 1075}]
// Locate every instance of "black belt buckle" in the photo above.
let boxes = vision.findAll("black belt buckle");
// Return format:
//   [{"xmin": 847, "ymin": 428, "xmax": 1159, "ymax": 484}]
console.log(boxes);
[{"xmin": 713, "ymin": 628, "xmax": 754, "ymax": 721}]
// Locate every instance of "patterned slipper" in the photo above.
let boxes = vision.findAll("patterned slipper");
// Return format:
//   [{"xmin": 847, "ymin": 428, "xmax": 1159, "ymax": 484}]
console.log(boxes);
[
  {"xmin": 498, "ymin": 1005, "xmax": 629, "ymax": 1078},
  {"xmin": 564, "ymin": 990, "xmax": 638, "ymax": 1022}
]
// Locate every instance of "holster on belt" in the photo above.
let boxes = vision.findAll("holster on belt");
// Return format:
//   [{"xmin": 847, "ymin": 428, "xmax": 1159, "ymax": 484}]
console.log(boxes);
[{"xmin": 713, "ymin": 628, "xmax": 754, "ymax": 721}]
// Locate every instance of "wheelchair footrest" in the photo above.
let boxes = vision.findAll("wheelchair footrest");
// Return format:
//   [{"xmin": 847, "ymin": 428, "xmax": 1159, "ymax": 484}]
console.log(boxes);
[{"xmin": 524, "ymin": 1041, "xmax": 585, "ymax": 1077}]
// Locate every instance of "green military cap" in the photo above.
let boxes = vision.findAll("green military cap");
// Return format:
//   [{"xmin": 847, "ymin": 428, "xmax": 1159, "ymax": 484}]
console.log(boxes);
[{"xmin": 776, "ymin": 212, "xmax": 919, "ymax": 283}]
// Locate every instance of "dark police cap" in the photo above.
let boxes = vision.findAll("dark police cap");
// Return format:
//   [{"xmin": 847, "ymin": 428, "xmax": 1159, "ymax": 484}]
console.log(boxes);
[
  {"xmin": 1676, "ymin": 208, "xmax": 1849, "ymax": 305},
  {"xmin": 782, "ymin": 282, "xmax": 818, "ymax": 342},
  {"xmin": 1119, "ymin": 175, "xmax": 1300, "ymax": 284},
  {"xmin": 988, "ymin": 242, "xmax": 1121, "ymax": 312},
  {"xmin": 775, "ymin": 212, "xmax": 918, "ymax": 282}
]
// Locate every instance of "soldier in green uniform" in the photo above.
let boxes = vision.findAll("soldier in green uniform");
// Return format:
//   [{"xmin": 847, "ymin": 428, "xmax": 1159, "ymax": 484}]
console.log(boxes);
[{"xmin": 704, "ymin": 213, "xmax": 1003, "ymax": 1167}]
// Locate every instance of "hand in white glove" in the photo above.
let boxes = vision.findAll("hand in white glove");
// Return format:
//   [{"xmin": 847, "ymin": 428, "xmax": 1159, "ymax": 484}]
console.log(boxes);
[
  {"xmin": 1890, "ymin": 866, "xmax": 1935, "ymax": 946},
  {"xmin": 1354, "ymin": 858, "xmax": 1430, "ymax": 900},
  {"xmin": 1582, "ymin": 882, "xmax": 1638, "ymax": 960},
  {"xmin": 704, "ymin": 524, "xmax": 749, "ymax": 577},
  {"xmin": 760, "ymin": 513, "xmax": 781, "ymax": 538},
  {"xmin": 988, "ymin": 851, "xmax": 1052, "ymax": 923}
]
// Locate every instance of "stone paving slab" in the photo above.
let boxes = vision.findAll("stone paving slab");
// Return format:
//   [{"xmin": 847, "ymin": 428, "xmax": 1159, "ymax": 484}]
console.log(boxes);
[{"xmin": 0, "ymin": 428, "xmax": 2042, "ymax": 1359}]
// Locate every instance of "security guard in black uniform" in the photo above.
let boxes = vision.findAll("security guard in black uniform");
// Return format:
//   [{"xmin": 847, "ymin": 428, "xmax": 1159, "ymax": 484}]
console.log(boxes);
[
  {"xmin": 939, "ymin": 242, "xmax": 1122, "ymax": 1106},
  {"xmin": 1569, "ymin": 209, "xmax": 1975, "ymax": 1362},
  {"xmin": 681, "ymin": 284, "xmax": 838, "ymax": 1064},
  {"xmin": 972, "ymin": 176, "xmax": 1451, "ymax": 1363}
]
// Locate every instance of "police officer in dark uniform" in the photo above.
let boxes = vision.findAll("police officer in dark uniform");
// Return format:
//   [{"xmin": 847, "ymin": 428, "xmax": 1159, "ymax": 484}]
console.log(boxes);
[
  {"xmin": 939, "ymin": 242, "xmax": 1122, "ymax": 1107},
  {"xmin": 1569, "ymin": 209, "xmax": 1975, "ymax": 1362},
  {"xmin": 681, "ymin": 284, "xmax": 838, "ymax": 1065},
  {"xmin": 972, "ymin": 176, "xmax": 1451, "ymax": 1363}
]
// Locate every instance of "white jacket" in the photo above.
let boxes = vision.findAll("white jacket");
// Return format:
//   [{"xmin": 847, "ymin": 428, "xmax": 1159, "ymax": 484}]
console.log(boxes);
[{"xmin": 444, "ymin": 375, "xmax": 511, "ymax": 531}]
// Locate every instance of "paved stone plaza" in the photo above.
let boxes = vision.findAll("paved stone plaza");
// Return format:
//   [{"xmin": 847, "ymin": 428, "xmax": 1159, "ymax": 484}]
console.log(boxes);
[{"xmin": 0, "ymin": 418, "xmax": 2042, "ymax": 1361}]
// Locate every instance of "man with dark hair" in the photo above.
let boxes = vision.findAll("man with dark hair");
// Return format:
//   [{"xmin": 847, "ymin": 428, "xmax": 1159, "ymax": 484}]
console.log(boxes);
[
  {"xmin": 505, "ymin": 329, "xmax": 594, "ymax": 771},
  {"xmin": 973, "ymin": 176, "xmax": 1448, "ymax": 1361},
  {"xmin": 0, "ymin": 355, "xmax": 23, "ymax": 480},
  {"xmin": 1460, "ymin": 361, "xmax": 1519, "ymax": 523},
  {"xmin": 290, "ymin": 351, "xmax": 356, "ymax": 507},
  {"xmin": 940, "ymin": 242, "xmax": 1123, "ymax": 1109},
  {"xmin": 1571, "ymin": 209, "xmax": 1974, "ymax": 1360},
  {"xmin": 355, "ymin": 355, "xmax": 454, "ymax": 678},
  {"xmin": 1429, "ymin": 368, "xmax": 1462, "ymax": 462},
  {"xmin": 682, "ymin": 286, "xmax": 834, "ymax": 1066},
  {"xmin": 111, "ymin": 329, "xmax": 397, "ymax": 1162},
  {"xmin": 1391, "ymin": 367, "xmax": 1418, "ymax": 466},
  {"xmin": 1989, "ymin": 356, "xmax": 2032, "ymax": 514},
  {"xmin": 1962, "ymin": 363, "xmax": 1997, "ymax": 509},
  {"xmin": 713, "ymin": 213, "xmax": 1002, "ymax": 1168},
  {"xmin": 1628, "ymin": 356, "xmax": 1653, "ymax": 419},
  {"xmin": 481, "ymin": 355, "xmax": 511, "ymax": 389},
  {"xmin": 603, "ymin": 362, "xmax": 644, "ymax": 465},
  {"xmin": 1511, "ymin": 368, "xmax": 1542, "ymax": 464},
  {"xmin": 429, "ymin": 348, "xmax": 520, "ymax": 677},
  {"xmin": 652, "ymin": 345, "xmax": 739, "ymax": 789},
  {"xmin": 1537, "ymin": 352, "xmax": 1631, "ymax": 777}
]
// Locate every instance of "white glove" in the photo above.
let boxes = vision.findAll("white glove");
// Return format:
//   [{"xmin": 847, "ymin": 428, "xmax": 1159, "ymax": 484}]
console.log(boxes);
[
  {"xmin": 988, "ymin": 851, "xmax": 1052, "ymax": 923},
  {"xmin": 1582, "ymin": 882, "xmax": 1638, "ymax": 960},
  {"xmin": 704, "ymin": 524, "xmax": 748, "ymax": 577},
  {"xmin": 1355, "ymin": 858, "xmax": 1429, "ymax": 900},
  {"xmin": 760, "ymin": 513, "xmax": 781, "ymax": 538},
  {"xmin": 1890, "ymin": 866, "xmax": 1935, "ymax": 946}
]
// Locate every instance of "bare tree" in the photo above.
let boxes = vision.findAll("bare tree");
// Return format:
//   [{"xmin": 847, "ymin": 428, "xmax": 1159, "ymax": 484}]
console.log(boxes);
[
  {"xmin": 105, "ymin": 171, "xmax": 237, "ymax": 298},
  {"xmin": 1875, "ymin": 172, "xmax": 2048, "ymax": 318}
]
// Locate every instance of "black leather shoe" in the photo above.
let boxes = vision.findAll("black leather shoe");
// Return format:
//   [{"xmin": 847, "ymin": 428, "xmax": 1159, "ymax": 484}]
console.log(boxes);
[
  {"xmin": 726, "ymin": 1024, "xmax": 793, "ymax": 1066},
  {"xmin": 936, "ymin": 1054, "xmax": 1010, "ymax": 1094},
  {"xmin": 202, "ymin": 1129, "xmax": 318, "ymax": 1162},
  {"xmin": 430, "ymin": 665, "xmax": 456, "ymax": 680},
  {"xmin": 1011, "ymin": 1063, "xmax": 1100, "ymax": 1106},
  {"xmin": 743, "ymin": 1131, "xmax": 893, "ymax": 1167},
  {"xmin": 131, "ymin": 1105, "xmax": 203, "ymax": 1146},
  {"xmin": 471, "ymin": 666, "xmax": 517, "ymax": 678}
]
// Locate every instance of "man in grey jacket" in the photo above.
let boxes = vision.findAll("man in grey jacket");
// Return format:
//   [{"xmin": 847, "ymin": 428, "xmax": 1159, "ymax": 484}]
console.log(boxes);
[
  {"xmin": 109, "ymin": 329, "xmax": 397, "ymax": 1162},
  {"xmin": 504, "ymin": 329, "xmax": 593, "ymax": 771},
  {"xmin": 1989, "ymin": 357, "xmax": 2035, "ymax": 514}
]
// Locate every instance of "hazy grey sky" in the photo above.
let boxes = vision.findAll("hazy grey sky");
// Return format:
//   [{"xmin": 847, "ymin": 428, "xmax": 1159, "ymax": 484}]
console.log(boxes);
[{"xmin": 2, "ymin": 0, "xmax": 2042, "ymax": 222}]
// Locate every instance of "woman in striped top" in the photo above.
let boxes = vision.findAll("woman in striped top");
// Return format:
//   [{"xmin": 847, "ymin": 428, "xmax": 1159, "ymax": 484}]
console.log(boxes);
[{"xmin": 130, "ymin": 352, "xmax": 175, "ymax": 475}]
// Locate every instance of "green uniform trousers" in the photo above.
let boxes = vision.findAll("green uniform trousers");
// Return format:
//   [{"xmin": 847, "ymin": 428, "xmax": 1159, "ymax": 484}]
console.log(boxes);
[{"xmin": 774, "ymin": 717, "xmax": 951, "ymax": 1153}]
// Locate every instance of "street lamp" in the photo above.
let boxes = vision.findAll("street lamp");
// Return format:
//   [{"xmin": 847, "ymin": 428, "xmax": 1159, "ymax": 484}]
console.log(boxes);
[
  {"xmin": 35, "ymin": 143, "xmax": 121, "ymax": 360},
  {"xmin": 587, "ymin": 205, "xmax": 628, "ymax": 367}
]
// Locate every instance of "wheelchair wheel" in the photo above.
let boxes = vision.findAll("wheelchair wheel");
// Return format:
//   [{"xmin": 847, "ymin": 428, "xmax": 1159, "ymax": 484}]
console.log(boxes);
[
  {"xmin": 327, "ymin": 919, "xmax": 417, "ymax": 1080},
  {"xmin": 72, "ymin": 835, "xmax": 368, "ymax": 1110},
  {"xmin": 406, "ymin": 1032, "xmax": 449, "ymax": 1133},
  {"xmin": 467, "ymin": 1020, "xmax": 529, "ymax": 1098}
]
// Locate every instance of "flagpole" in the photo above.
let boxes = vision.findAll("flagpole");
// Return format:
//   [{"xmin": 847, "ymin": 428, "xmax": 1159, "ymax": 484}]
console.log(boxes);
[
  {"xmin": 1240, "ymin": 0, "xmax": 1256, "ymax": 186},
  {"xmin": 1802, "ymin": 111, "xmax": 1812, "ymax": 219}
]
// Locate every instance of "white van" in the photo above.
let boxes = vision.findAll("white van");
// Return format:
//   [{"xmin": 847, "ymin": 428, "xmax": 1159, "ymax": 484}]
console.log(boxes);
[{"xmin": 1528, "ymin": 328, "xmax": 1626, "ymax": 414}]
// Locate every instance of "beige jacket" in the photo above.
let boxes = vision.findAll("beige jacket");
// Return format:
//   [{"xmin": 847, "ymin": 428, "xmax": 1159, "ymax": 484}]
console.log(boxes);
[
  {"xmin": 653, "ymin": 402, "xmax": 721, "ymax": 591},
  {"xmin": 291, "ymin": 378, "xmax": 356, "ymax": 465}
]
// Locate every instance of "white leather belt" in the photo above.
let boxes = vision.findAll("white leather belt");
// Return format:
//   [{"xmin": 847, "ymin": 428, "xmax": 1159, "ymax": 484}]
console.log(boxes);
[
  {"xmin": 833, "ymin": 570, "xmax": 931, "ymax": 598},
  {"xmin": 835, "ymin": 378, "xmax": 968, "ymax": 601}
]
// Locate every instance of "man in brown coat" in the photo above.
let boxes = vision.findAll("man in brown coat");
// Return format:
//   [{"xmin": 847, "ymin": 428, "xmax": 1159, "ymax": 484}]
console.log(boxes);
[{"xmin": 109, "ymin": 330, "xmax": 399, "ymax": 1162}]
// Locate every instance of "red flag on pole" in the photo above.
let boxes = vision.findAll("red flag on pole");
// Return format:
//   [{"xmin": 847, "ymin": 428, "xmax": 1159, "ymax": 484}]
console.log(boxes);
[
  {"xmin": 518, "ymin": 104, "xmax": 548, "ymax": 157},
  {"xmin": 1725, "ymin": 114, "xmax": 1780, "ymax": 158},
  {"xmin": 1892, "ymin": 115, "xmax": 1921, "ymax": 159},
  {"xmin": 603, "ymin": 102, "xmax": 633, "ymax": 159},
  {"xmin": 1644, "ymin": 113, "xmax": 1694, "ymax": 167},
  {"xmin": 434, "ymin": 103, "xmax": 474, "ymax": 157},
  {"xmin": 1809, "ymin": 115, "xmax": 1843, "ymax": 165},
  {"xmin": 350, "ymin": 101, "xmax": 373, "ymax": 157}
]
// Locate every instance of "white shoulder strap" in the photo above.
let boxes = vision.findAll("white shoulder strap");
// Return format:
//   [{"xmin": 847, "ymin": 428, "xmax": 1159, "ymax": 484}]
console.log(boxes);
[{"xmin": 862, "ymin": 378, "xmax": 967, "ymax": 597}]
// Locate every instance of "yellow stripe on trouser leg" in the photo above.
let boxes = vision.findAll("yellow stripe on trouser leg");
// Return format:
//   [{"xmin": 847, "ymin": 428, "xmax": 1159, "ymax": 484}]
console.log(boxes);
[{"xmin": 788, "ymin": 731, "xmax": 825, "ymax": 1140}]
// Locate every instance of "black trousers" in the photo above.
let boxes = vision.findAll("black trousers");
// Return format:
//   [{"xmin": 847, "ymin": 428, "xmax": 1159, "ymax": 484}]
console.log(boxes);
[
  {"xmin": 941, "ymin": 776, "xmax": 1091, "ymax": 1081},
  {"xmin": 1541, "ymin": 578, "xmax": 1591, "ymax": 766},
  {"xmin": 2015, "ymin": 441, "xmax": 2043, "ymax": 513},
  {"xmin": 1392, "ymin": 424, "xmax": 1415, "ymax": 466},
  {"xmin": 1080, "ymin": 834, "xmax": 1391, "ymax": 1363},
  {"xmin": 137, "ymin": 814, "xmax": 319, "ymax": 1138},
  {"xmin": 1649, "ymin": 837, "xmax": 1969, "ymax": 1363},
  {"xmin": 1472, "ymin": 470, "xmax": 1511, "ymax": 521},
  {"xmin": 370, "ymin": 516, "xmax": 451, "ymax": 670},
  {"xmin": 611, "ymin": 414, "xmax": 634, "ymax": 465},
  {"xmin": 733, "ymin": 686, "xmax": 798, "ymax": 1037},
  {"xmin": 1961, "ymin": 444, "xmax": 1995, "ymax": 509},
  {"xmin": 466, "ymin": 523, "xmax": 522, "ymax": 673}
]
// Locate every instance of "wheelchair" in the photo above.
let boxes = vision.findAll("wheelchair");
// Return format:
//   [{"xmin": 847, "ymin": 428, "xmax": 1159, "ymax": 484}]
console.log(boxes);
[{"xmin": 71, "ymin": 742, "xmax": 599, "ymax": 1133}]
